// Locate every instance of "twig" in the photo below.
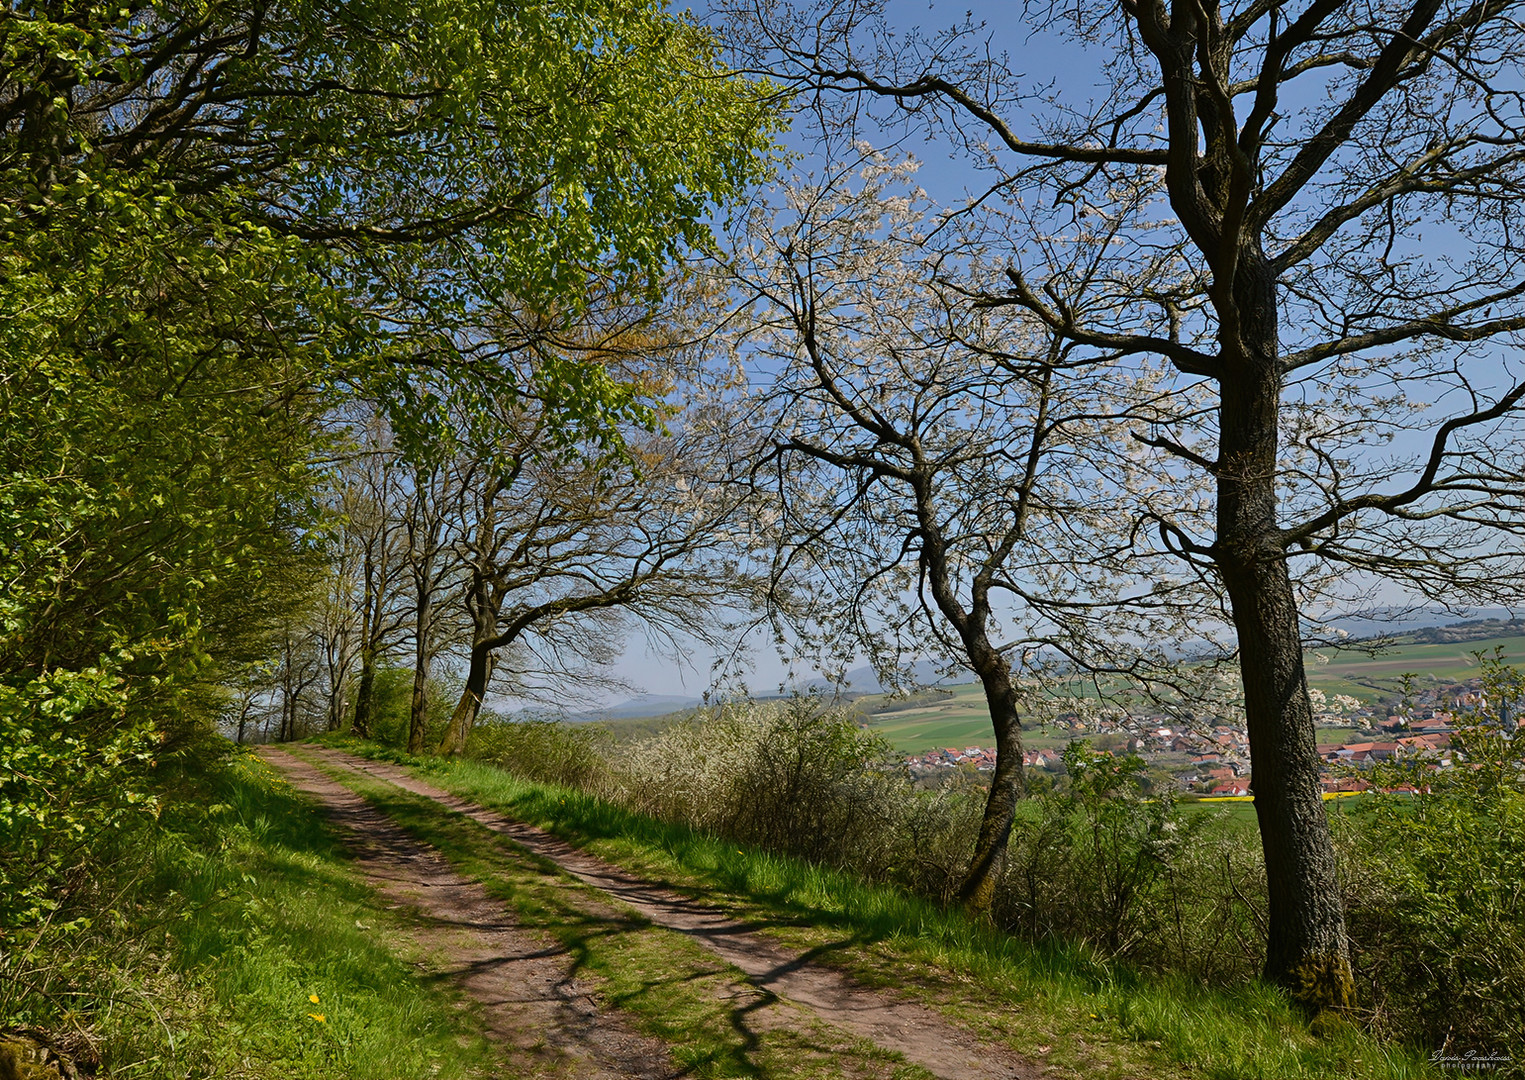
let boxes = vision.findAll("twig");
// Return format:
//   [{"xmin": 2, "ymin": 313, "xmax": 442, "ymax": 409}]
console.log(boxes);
[{"xmin": 1225, "ymin": 852, "xmax": 1269, "ymax": 940}]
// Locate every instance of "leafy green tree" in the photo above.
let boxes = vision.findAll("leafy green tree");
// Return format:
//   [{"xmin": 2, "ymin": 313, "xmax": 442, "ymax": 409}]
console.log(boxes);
[
  {"xmin": 0, "ymin": 0, "xmax": 775, "ymax": 927},
  {"xmin": 0, "ymin": 186, "xmax": 326, "ymax": 926}
]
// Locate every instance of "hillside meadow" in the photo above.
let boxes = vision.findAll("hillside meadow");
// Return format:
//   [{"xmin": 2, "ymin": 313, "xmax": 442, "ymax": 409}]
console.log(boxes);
[{"xmin": 843, "ymin": 636, "xmax": 1525, "ymax": 753}]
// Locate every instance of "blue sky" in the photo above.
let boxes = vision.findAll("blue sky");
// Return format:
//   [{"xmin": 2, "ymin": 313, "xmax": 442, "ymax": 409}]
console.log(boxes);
[{"xmin": 580, "ymin": 0, "xmax": 1525, "ymax": 708}]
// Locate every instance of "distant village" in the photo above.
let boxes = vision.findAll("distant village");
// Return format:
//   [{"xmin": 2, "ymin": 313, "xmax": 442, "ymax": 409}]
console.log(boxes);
[{"xmin": 901, "ymin": 676, "xmax": 1511, "ymax": 797}]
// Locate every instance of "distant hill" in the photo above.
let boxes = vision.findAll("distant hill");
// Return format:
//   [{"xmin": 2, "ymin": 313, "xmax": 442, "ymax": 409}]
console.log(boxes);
[
  {"xmin": 807, "ymin": 660, "xmax": 973, "ymax": 695},
  {"xmin": 569, "ymin": 661, "xmax": 974, "ymax": 723},
  {"xmin": 1407, "ymin": 617, "xmax": 1525, "ymax": 645},
  {"xmin": 1321, "ymin": 606, "xmax": 1519, "ymax": 640},
  {"xmin": 572, "ymin": 693, "xmax": 703, "ymax": 721}
]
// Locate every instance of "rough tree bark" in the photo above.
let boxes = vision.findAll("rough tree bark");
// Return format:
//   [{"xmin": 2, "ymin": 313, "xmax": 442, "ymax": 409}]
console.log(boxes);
[
  {"xmin": 1213, "ymin": 318, "xmax": 1353, "ymax": 1003},
  {"xmin": 406, "ymin": 580, "xmax": 433, "ymax": 754},
  {"xmin": 404, "ymin": 465, "xmax": 451, "ymax": 755}
]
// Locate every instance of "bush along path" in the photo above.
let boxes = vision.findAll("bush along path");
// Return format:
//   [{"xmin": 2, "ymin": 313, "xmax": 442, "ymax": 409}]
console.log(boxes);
[{"xmin": 267, "ymin": 745, "xmax": 1053, "ymax": 1080}]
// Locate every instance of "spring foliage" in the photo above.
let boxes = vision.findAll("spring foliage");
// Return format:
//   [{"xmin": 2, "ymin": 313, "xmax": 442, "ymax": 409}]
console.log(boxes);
[
  {"xmin": 0, "ymin": 0, "xmax": 775, "ymax": 933},
  {"xmin": 1343, "ymin": 656, "xmax": 1525, "ymax": 1052}
]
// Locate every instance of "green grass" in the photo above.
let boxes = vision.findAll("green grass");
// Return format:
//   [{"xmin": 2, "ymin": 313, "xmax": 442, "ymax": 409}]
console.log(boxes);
[
  {"xmin": 857, "ymin": 637, "xmax": 1525, "ymax": 751},
  {"xmin": 295, "ymin": 747, "xmax": 931, "ymax": 1080},
  {"xmin": 322, "ymin": 737, "xmax": 1442, "ymax": 1080},
  {"xmin": 860, "ymin": 683, "xmax": 1009, "ymax": 752},
  {"xmin": 1178, "ymin": 797, "xmax": 1262, "ymax": 831},
  {"xmin": 5, "ymin": 750, "xmax": 501, "ymax": 1079}
]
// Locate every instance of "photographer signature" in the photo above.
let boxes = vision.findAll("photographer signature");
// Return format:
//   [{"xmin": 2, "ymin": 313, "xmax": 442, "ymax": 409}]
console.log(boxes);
[{"xmin": 1431, "ymin": 1048, "xmax": 1511, "ymax": 1072}]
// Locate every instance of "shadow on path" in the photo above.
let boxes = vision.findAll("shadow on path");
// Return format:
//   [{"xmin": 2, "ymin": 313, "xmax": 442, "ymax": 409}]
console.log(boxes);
[
  {"xmin": 311, "ymin": 747, "xmax": 1048, "ymax": 1080},
  {"xmin": 257, "ymin": 746, "xmax": 679, "ymax": 1080}
]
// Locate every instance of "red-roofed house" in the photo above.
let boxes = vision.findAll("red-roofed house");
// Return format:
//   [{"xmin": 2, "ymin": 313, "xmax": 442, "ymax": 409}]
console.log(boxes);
[{"xmin": 1321, "ymin": 777, "xmax": 1370, "ymax": 794}]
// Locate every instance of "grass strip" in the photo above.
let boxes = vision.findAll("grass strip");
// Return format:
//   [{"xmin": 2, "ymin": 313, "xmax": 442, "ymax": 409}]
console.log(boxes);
[
  {"xmin": 9, "ymin": 749, "xmax": 504, "ymax": 1079},
  {"xmin": 298, "ymin": 747, "xmax": 935, "ymax": 1080},
  {"xmin": 317, "ymin": 736, "xmax": 1441, "ymax": 1080}
]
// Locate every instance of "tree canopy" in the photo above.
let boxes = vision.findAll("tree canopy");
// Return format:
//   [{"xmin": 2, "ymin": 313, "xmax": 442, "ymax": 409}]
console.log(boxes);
[
  {"xmin": 721, "ymin": 0, "xmax": 1525, "ymax": 1005},
  {"xmin": 724, "ymin": 148, "xmax": 1218, "ymax": 911},
  {"xmin": 0, "ymin": 0, "xmax": 776, "ymax": 927}
]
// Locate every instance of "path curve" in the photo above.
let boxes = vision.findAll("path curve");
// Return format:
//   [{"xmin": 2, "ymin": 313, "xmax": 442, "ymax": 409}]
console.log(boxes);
[
  {"xmin": 307, "ymin": 746, "xmax": 1047, "ymax": 1080},
  {"xmin": 256, "ymin": 746, "xmax": 677, "ymax": 1080}
]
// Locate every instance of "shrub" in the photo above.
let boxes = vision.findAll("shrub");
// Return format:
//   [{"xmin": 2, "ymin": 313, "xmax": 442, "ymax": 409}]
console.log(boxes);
[
  {"xmin": 994, "ymin": 740, "xmax": 1264, "ymax": 982},
  {"xmin": 0, "ymin": 665, "xmax": 161, "ymax": 931},
  {"xmin": 467, "ymin": 717, "xmax": 617, "ymax": 795},
  {"xmin": 614, "ymin": 697, "xmax": 926, "ymax": 875},
  {"xmin": 1341, "ymin": 654, "xmax": 1525, "ymax": 1056},
  {"xmin": 471, "ymin": 698, "xmax": 982, "ymax": 896}
]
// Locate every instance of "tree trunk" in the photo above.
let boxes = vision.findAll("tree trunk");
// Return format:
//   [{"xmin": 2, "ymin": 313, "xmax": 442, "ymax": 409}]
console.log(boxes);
[
  {"xmin": 439, "ymin": 488, "xmax": 500, "ymax": 757},
  {"xmin": 407, "ymin": 575, "xmax": 433, "ymax": 754},
  {"xmin": 439, "ymin": 643, "xmax": 493, "ymax": 755},
  {"xmin": 913, "ymin": 484, "xmax": 1028, "ymax": 915},
  {"xmin": 280, "ymin": 635, "xmax": 297, "ymax": 742},
  {"xmin": 326, "ymin": 662, "xmax": 349, "ymax": 732},
  {"xmin": 1220, "ymin": 551, "xmax": 1352, "ymax": 1007},
  {"xmin": 351, "ymin": 545, "xmax": 377, "ymax": 739},
  {"xmin": 1215, "ymin": 268, "xmax": 1353, "ymax": 1009},
  {"xmin": 350, "ymin": 648, "xmax": 375, "ymax": 739},
  {"xmin": 956, "ymin": 643, "xmax": 1027, "ymax": 914},
  {"xmin": 407, "ymin": 646, "xmax": 430, "ymax": 754}
]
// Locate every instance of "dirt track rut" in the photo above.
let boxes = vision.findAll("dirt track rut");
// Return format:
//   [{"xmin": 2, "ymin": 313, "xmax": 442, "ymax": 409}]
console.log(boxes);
[
  {"xmin": 257, "ymin": 746, "xmax": 676, "ymax": 1079},
  {"xmin": 265, "ymin": 745, "xmax": 1049, "ymax": 1080}
]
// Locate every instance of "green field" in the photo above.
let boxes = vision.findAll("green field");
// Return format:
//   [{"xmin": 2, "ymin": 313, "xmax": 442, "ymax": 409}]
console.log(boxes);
[
  {"xmin": 860, "ymin": 635, "xmax": 1525, "ymax": 753},
  {"xmin": 1304, "ymin": 633, "xmax": 1525, "ymax": 700},
  {"xmin": 863, "ymin": 682, "xmax": 1092, "ymax": 753},
  {"xmin": 863, "ymin": 682, "xmax": 996, "ymax": 751}
]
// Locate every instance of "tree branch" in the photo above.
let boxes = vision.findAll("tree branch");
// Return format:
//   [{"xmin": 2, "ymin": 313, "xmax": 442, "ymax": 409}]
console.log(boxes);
[{"xmin": 1280, "ymin": 379, "xmax": 1525, "ymax": 547}]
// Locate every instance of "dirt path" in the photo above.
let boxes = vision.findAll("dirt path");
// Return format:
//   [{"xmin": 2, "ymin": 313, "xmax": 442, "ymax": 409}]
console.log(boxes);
[
  {"xmin": 256, "ymin": 746, "xmax": 677, "ymax": 1080},
  {"xmin": 299, "ymin": 747, "xmax": 1048, "ymax": 1080}
]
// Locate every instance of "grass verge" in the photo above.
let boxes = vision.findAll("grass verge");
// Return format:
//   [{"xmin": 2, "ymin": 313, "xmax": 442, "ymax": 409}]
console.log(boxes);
[
  {"xmin": 316, "ymin": 734, "xmax": 1442, "ymax": 1080},
  {"xmin": 1, "ymin": 749, "xmax": 500, "ymax": 1079},
  {"xmin": 293, "ymin": 745, "xmax": 933, "ymax": 1080}
]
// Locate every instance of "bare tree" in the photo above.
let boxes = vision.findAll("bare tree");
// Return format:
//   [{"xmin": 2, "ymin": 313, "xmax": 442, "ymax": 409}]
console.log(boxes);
[
  {"xmin": 724, "ymin": 0, "xmax": 1525, "ymax": 1006},
  {"xmin": 315, "ymin": 552, "xmax": 361, "ymax": 734},
  {"xmin": 728, "ymin": 148, "xmax": 1213, "ymax": 911},
  {"xmin": 400, "ymin": 460, "xmax": 463, "ymax": 753},
  {"xmin": 334, "ymin": 426, "xmax": 416, "ymax": 739},
  {"xmin": 436, "ymin": 402, "xmax": 759, "ymax": 755},
  {"xmin": 274, "ymin": 628, "xmax": 326, "ymax": 742}
]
